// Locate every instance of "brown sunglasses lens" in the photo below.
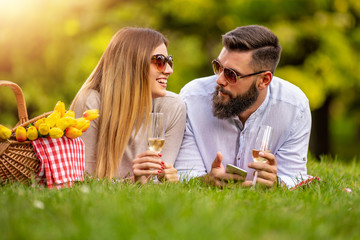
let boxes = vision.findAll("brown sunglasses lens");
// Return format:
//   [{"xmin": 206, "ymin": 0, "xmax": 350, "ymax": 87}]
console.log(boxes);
[
  {"xmin": 153, "ymin": 55, "xmax": 173, "ymax": 71},
  {"xmin": 212, "ymin": 60, "xmax": 220, "ymax": 74},
  {"xmin": 212, "ymin": 60, "xmax": 237, "ymax": 84},
  {"xmin": 155, "ymin": 56, "xmax": 166, "ymax": 71},
  {"xmin": 223, "ymin": 69, "xmax": 237, "ymax": 84}
]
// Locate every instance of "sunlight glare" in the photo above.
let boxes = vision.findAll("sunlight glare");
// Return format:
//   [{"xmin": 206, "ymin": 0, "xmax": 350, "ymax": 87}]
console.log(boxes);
[{"xmin": 0, "ymin": 0, "xmax": 35, "ymax": 17}]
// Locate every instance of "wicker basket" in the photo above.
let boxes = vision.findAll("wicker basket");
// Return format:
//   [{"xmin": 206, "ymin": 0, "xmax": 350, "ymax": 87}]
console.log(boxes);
[{"xmin": 0, "ymin": 80, "xmax": 51, "ymax": 184}]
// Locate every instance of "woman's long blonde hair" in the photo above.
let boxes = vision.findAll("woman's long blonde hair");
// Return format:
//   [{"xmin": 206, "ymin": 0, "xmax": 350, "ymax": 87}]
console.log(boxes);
[{"xmin": 70, "ymin": 27, "xmax": 168, "ymax": 178}]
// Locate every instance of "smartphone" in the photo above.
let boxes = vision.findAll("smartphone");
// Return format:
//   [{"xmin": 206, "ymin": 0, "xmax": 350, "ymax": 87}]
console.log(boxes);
[{"xmin": 226, "ymin": 164, "xmax": 247, "ymax": 178}]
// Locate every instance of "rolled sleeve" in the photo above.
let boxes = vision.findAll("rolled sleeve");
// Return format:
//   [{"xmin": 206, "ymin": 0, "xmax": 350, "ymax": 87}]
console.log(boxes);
[{"xmin": 276, "ymin": 102, "xmax": 312, "ymax": 188}]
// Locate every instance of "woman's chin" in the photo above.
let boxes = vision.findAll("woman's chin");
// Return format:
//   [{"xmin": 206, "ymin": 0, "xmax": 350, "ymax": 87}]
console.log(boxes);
[{"xmin": 151, "ymin": 89, "xmax": 166, "ymax": 99}]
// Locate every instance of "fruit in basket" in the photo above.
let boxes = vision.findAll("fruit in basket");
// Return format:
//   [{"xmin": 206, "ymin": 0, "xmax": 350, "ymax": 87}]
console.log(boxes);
[
  {"xmin": 64, "ymin": 110, "xmax": 75, "ymax": 118},
  {"xmin": 38, "ymin": 123, "xmax": 50, "ymax": 136},
  {"xmin": 79, "ymin": 119, "xmax": 90, "ymax": 132},
  {"xmin": 54, "ymin": 101, "xmax": 65, "ymax": 117},
  {"xmin": 65, "ymin": 126, "xmax": 82, "ymax": 139},
  {"xmin": 15, "ymin": 126, "xmax": 27, "ymax": 142},
  {"xmin": 83, "ymin": 109, "xmax": 99, "ymax": 121},
  {"xmin": 0, "ymin": 125, "xmax": 12, "ymax": 140},
  {"xmin": 74, "ymin": 117, "xmax": 89, "ymax": 131},
  {"xmin": 49, "ymin": 127, "xmax": 64, "ymax": 139},
  {"xmin": 56, "ymin": 116, "xmax": 77, "ymax": 131},
  {"xmin": 45, "ymin": 111, "xmax": 61, "ymax": 128},
  {"xmin": 12, "ymin": 101, "xmax": 100, "ymax": 141},
  {"xmin": 27, "ymin": 126, "xmax": 38, "ymax": 141},
  {"xmin": 34, "ymin": 118, "xmax": 46, "ymax": 129}
]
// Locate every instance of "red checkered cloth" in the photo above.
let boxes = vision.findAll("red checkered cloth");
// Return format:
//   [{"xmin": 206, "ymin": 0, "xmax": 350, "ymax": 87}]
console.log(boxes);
[
  {"xmin": 31, "ymin": 136, "xmax": 85, "ymax": 189},
  {"xmin": 289, "ymin": 175, "xmax": 323, "ymax": 190}
]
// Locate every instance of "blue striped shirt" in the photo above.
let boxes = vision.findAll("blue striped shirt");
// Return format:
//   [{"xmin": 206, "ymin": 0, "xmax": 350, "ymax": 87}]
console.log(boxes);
[{"xmin": 175, "ymin": 75, "xmax": 311, "ymax": 188}]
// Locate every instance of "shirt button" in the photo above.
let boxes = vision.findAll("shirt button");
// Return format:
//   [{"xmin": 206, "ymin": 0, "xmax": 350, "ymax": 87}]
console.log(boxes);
[{"xmin": 237, "ymin": 157, "xmax": 240, "ymax": 160}]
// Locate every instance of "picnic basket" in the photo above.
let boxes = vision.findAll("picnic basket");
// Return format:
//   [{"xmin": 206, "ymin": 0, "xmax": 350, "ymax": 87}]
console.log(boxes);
[{"xmin": 0, "ymin": 80, "xmax": 51, "ymax": 184}]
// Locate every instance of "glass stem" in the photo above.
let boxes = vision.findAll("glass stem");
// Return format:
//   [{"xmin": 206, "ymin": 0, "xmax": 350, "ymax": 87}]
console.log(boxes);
[{"xmin": 251, "ymin": 171, "xmax": 258, "ymax": 190}]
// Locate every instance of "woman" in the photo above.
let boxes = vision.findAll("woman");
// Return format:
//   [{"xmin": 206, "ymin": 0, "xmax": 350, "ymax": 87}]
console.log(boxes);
[{"xmin": 70, "ymin": 27, "xmax": 186, "ymax": 183}]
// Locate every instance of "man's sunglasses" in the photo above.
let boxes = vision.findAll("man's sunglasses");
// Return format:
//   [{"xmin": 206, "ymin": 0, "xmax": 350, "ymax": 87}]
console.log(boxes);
[
  {"xmin": 212, "ymin": 59, "xmax": 270, "ymax": 84},
  {"xmin": 151, "ymin": 54, "xmax": 173, "ymax": 72}
]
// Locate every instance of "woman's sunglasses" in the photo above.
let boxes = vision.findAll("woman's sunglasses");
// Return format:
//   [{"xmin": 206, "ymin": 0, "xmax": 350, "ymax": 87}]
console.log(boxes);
[
  {"xmin": 151, "ymin": 54, "xmax": 173, "ymax": 72},
  {"xmin": 212, "ymin": 59, "xmax": 270, "ymax": 84}
]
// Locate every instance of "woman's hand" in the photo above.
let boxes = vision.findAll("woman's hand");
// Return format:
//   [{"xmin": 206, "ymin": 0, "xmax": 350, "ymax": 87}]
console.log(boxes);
[
  {"xmin": 158, "ymin": 163, "xmax": 178, "ymax": 182},
  {"xmin": 132, "ymin": 151, "xmax": 164, "ymax": 184}
]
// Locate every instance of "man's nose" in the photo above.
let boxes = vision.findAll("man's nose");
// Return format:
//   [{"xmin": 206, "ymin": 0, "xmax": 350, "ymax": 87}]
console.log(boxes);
[{"xmin": 216, "ymin": 72, "xmax": 228, "ymax": 87}]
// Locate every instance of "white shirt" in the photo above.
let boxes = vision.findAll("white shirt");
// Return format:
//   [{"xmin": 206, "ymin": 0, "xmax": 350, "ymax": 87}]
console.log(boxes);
[{"xmin": 175, "ymin": 75, "xmax": 311, "ymax": 188}]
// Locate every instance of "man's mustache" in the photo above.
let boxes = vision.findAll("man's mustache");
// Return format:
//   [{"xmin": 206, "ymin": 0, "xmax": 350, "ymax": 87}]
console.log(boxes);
[{"xmin": 216, "ymin": 85, "xmax": 234, "ymax": 98}]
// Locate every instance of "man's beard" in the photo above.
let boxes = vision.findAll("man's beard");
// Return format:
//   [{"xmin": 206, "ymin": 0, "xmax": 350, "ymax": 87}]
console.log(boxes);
[{"xmin": 212, "ymin": 81, "xmax": 259, "ymax": 119}]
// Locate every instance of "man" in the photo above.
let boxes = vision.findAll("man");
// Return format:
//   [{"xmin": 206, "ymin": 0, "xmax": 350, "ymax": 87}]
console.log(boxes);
[{"xmin": 175, "ymin": 25, "xmax": 311, "ymax": 188}]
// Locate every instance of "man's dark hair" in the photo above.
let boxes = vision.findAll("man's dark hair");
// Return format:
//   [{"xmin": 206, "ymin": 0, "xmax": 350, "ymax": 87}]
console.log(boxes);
[{"xmin": 222, "ymin": 25, "xmax": 282, "ymax": 73}]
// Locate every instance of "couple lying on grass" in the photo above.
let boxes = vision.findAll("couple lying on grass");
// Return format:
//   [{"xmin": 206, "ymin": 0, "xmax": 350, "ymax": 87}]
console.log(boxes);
[{"xmin": 71, "ymin": 25, "xmax": 311, "ymax": 189}]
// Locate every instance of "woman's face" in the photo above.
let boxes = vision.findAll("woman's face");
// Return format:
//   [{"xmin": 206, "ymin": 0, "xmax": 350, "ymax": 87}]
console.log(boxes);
[{"xmin": 149, "ymin": 43, "xmax": 173, "ymax": 98}]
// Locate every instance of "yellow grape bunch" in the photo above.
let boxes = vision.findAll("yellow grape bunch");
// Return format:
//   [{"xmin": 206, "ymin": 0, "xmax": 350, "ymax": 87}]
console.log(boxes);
[{"xmin": 0, "ymin": 101, "xmax": 99, "ymax": 142}]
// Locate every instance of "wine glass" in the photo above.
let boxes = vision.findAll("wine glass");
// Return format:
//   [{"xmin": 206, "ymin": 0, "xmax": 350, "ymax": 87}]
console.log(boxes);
[
  {"xmin": 147, "ymin": 113, "xmax": 165, "ymax": 182},
  {"xmin": 147, "ymin": 113, "xmax": 165, "ymax": 153},
  {"xmin": 251, "ymin": 125, "xmax": 272, "ymax": 189}
]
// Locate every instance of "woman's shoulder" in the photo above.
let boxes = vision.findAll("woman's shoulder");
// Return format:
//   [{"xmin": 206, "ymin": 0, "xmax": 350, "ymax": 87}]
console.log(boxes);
[
  {"xmin": 154, "ymin": 91, "xmax": 183, "ymax": 103},
  {"xmin": 82, "ymin": 89, "xmax": 99, "ymax": 104},
  {"xmin": 153, "ymin": 91, "xmax": 185, "ymax": 112},
  {"xmin": 74, "ymin": 89, "xmax": 100, "ymax": 117}
]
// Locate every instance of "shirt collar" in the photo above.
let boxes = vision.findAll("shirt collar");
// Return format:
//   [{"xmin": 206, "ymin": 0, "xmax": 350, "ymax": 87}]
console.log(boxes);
[{"xmin": 232, "ymin": 86, "xmax": 271, "ymax": 130}]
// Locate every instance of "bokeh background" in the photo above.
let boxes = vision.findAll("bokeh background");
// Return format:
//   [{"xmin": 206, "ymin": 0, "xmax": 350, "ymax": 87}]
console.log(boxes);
[{"xmin": 1, "ymin": 0, "xmax": 359, "ymax": 160}]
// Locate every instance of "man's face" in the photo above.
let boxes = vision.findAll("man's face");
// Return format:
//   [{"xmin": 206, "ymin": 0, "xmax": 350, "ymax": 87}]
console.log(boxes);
[
  {"xmin": 212, "ymin": 48, "xmax": 260, "ymax": 119},
  {"xmin": 212, "ymin": 81, "xmax": 259, "ymax": 119}
]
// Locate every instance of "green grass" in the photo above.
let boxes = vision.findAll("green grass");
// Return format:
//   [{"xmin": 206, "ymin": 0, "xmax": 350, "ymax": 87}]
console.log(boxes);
[{"xmin": 1, "ymin": 155, "xmax": 360, "ymax": 240}]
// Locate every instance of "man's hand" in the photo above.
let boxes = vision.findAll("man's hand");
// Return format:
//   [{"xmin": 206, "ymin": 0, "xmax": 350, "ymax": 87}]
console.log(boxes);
[
  {"xmin": 243, "ymin": 151, "xmax": 278, "ymax": 188},
  {"xmin": 204, "ymin": 152, "xmax": 244, "ymax": 187}
]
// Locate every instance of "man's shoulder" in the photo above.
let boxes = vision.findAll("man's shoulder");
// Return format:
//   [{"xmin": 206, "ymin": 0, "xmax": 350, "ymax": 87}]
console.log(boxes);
[
  {"xmin": 270, "ymin": 76, "xmax": 309, "ymax": 107},
  {"xmin": 180, "ymin": 75, "xmax": 217, "ymax": 98}
]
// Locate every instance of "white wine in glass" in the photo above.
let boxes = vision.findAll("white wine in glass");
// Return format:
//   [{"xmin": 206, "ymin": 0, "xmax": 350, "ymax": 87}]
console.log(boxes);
[
  {"xmin": 252, "ymin": 149, "xmax": 267, "ymax": 163},
  {"xmin": 147, "ymin": 113, "xmax": 165, "ymax": 153},
  {"xmin": 251, "ymin": 125, "xmax": 273, "ymax": 188},
  {"xmin": 148, "ymin": 138, "xmax": 165, "ymax": 153}
]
